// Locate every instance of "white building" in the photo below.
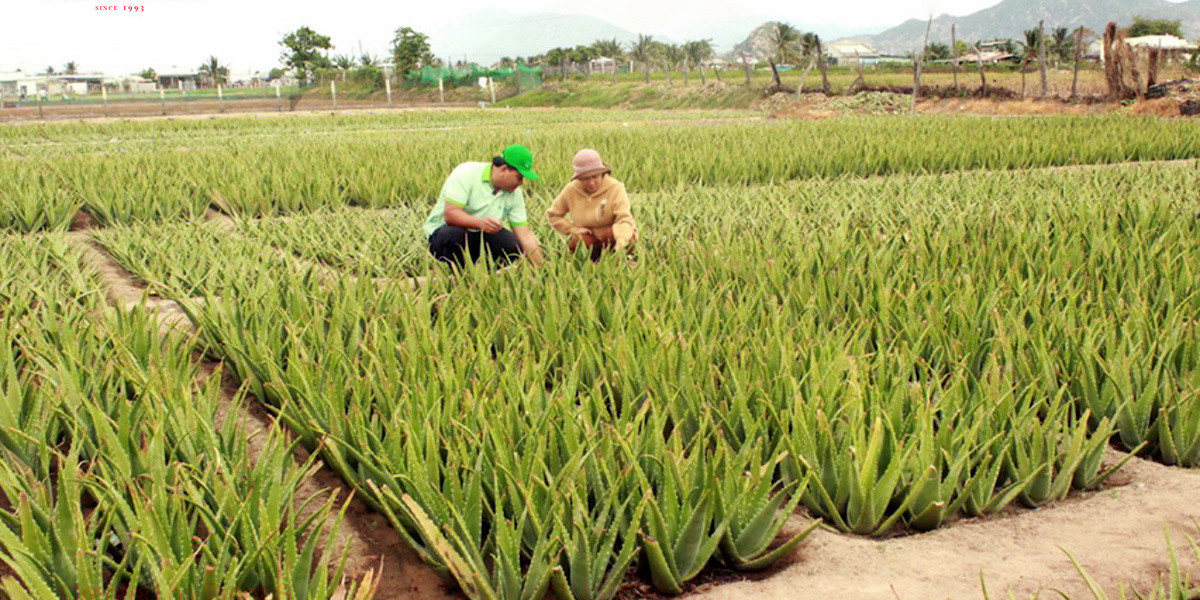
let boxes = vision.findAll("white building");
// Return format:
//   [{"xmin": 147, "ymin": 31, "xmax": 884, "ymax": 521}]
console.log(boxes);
[
  {"xmin": 1125, "ymin": 34, "xmax": 1199, "ymax": 52},
  {"xmin": 0, "ymin": 72, "xmax": 45, "ymax": 99},
  {"xmin": 827, "ymin": 41, "xmax": 881, "ymax": 66},
  {"xmin": 1089, "ymin": 35, "xmax": 1198, "ymax": 61},
  {"xmin": 588, "ymin": 56, "xmax": 617, "ymax": 74}
]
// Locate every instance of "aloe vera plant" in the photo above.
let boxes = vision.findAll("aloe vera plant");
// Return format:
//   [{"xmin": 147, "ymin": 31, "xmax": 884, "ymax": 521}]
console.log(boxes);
[
  {"xmin": 714, "ymin": 444, "xmax": 816, "ymax": 570},
  {"xmin": 66, "ymin": 140, "xmax": 1200, "ymax": 600}
]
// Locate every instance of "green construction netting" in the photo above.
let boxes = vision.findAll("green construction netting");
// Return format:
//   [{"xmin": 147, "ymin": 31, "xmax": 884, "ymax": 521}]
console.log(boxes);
[{"xmin": 406, "ymin": 64, "xmax": 542, "ymax": 89}]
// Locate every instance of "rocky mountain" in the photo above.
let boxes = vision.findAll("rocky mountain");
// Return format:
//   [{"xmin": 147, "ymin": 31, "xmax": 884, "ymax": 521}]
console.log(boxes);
[
  {"xmin": 728, "ymin": 22, "xmax": 785, "ymax": 60},
  {"xmin": 852, "ymin": 0, "xmax": 1200, "ymax": 54},
  {"xmin": 728, "ymin": 21, "xmax": 874, "ymax": 60}
]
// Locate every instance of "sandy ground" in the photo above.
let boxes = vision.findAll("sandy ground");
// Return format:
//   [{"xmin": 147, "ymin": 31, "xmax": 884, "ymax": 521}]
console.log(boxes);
[{"xmin": 691, "ymin": 454, "xmax": 1200, "ymax": 600}]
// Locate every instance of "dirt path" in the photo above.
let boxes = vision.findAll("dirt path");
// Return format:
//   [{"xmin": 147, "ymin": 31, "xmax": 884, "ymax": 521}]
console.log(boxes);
[
  {"xmin": 70, "ymin": 230, "xmax": 457, "ymax": 600},
  {"xmin": 691, "ymin": 453, "xmax": 1200, "ymax": 599}
]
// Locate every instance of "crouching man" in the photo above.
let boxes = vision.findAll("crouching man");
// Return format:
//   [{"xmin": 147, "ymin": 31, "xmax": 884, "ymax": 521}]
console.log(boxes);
[{"xmin": 423, "ymin": 144, "xmax": 544, "ymax": 268}]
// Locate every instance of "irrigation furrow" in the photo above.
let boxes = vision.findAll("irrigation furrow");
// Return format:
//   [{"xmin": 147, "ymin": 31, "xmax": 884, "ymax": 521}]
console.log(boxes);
[{"xmin": 67, "ymin": 228, "xmax": 455, "ymax": 600}]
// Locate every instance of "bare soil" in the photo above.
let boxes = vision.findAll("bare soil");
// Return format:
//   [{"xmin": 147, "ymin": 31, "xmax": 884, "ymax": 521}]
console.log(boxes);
[{"xmin": 690, "ymin": 453, "xmax": 1200, "ymax": 600}]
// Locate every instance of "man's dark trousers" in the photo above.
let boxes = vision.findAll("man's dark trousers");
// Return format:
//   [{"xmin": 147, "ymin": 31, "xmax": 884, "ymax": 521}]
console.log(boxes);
[{"xmin": 429, "ymin": 225, "xmax": 522, "ymax": 268}]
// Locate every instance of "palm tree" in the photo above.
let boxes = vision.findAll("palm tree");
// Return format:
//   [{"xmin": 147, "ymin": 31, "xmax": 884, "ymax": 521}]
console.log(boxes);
[
  {"xmin": 571, "ymin": 44, "xmax": 597, "ymax": 77},
  {"xmin": 767, "ymin": 22, "xmax": 802, "ymax": 88},
  {"xmin": 799, "ymin": 32, "xmax": 831, "ymax": 94},
  {"xmin": 592, "ymin": 38, "xmax": 624, "ymax": 83},
  {"xmin": 1051, "ymin": 27, "xmax": 1071, "ymax": 65},
  {"xmin": 198, "ymin": 56, "xmax": 229, "ymax": 87},
  {"xmin": 359, "ymin": 53, "xmax": 379, "ymax": 68},
  {"xmin": 662, "ymin": 43, "xmax": 685, "ymax": 85},
  {"xmin": 331, "ymin": 54, "xmax": 353, "ymax": 81},
  {"xmin": 1019, "ymin": 28, "xmax": 1041, "ymax": 96},
  {"xmin": 629, "ymin": 34, "xmax": 657, "ymax": 84},
  {"xmin": 684, "ymin": 39, "xmax": 714, "ymax": 85}
]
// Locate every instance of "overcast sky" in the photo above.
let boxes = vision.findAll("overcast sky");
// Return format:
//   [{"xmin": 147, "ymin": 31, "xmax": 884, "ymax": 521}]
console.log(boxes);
[{"xmin": 0, "ymin": 0, "xmax": 1175, "ymax": 75}]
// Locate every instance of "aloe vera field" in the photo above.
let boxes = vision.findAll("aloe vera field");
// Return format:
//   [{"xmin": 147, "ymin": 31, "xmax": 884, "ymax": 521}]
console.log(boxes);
[{"xmin": 2, "ymin": 108, "xmax": 1200, "ymax": 600}]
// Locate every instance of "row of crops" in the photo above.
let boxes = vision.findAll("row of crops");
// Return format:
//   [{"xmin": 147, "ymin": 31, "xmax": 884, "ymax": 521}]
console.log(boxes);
[
  {"xmin": 4, "ymin": 113, "xmax": 1200, "ymax": 234},
  {"xmin": 0, "ymin": 234, "xmax": 368, "ymax": 598},
  {"xmin": 78, "ymin": 163, "xmax": 1200, "ymax": 598},
  {"xmin": 0, "ymin": 109, "xmax": 749, "ymax": 148}
]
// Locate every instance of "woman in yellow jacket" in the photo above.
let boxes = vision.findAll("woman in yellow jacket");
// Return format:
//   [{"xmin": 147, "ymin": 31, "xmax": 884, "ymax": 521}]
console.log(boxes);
[{"xmin": 546, "ymin": 149, "xmax": 638, "ymax": 260}]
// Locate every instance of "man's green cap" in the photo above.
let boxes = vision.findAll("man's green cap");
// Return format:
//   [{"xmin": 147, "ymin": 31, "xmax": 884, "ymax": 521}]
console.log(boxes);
[{"xmin": 501, "ymin": 144, "xmax": 540, "ymax": 181}]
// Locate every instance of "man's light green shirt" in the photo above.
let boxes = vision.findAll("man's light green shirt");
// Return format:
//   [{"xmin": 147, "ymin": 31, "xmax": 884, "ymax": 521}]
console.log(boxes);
[{"xmin": 423, "ymin": 162, "xmax": 529, "ymax": 238}]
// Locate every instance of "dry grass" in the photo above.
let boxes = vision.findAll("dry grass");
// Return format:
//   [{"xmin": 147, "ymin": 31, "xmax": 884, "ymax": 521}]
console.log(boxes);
[{"xmin": 1130, "ymin": 98, "xmax": 1183, "ymax": 117}]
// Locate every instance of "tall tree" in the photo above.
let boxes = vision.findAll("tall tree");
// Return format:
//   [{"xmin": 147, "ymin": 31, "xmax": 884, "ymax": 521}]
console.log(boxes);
[
  {"xmin": 391, "ymin": 27, "xmax": 434, "ymax": 79},
  {"xmin": 332, "ymin": 54, "xmax": 354, "ymax": 82},
  {"xmin": 629, "ymin": 34, "xmax": 657, "ymax": 83},
  {"xmin": 280, "ymin": 26, "xmax": 332, "ymax": 86},
  {"xmin": 138, "ymin": 68, "xmax": 157, "ymax": 81},
  {"xmin": 198, "ymin": 56, "xmax": 229, "ymax": 87},
  {"xmin": 592, "ymin": 38, "xmax": 623, "ymax": 82},
  {"xmin": 571, "ymin": 44, "xmax": 597, "ymax": 77},
  {"xmin": 800, "ymin": 32, "xmax": 831, "ymax": 94},
  {"xmin": 684, "ymin": 39, "xmax": 714, "ymax": 85},
  {"xmin": 661, "ymin": 43, "xmax": 685, "ymax": 85},
  {"xmin": 1019, "ymin": 27, "xmax": 1041, "ymax": 97},
  {"xmin": 924, "ymin": 42, "xmax": 951, "ymax": 61},
  {"xmin": 63, "ymin": 61, "xmax": 78, "ymax": 75},
  {"xmin": 1051, "ymin": 27, "xmax": 1072, "ymax": 65},
  {"xmin": 1128, "ymin": 17, "xmax": 1183, "ymax": 38},
  {"xmin": 767, "ymin": 22, "xmax": 802, "ymax": 88}
]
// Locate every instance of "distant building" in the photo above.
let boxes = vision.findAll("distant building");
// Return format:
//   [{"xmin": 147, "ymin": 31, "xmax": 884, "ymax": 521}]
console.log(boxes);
[
  {"xmin": 1086, "ymin": 35, "xmax": 1197, "ymax": 61},
  {"xmin": 702, "ymin": 57, "xmax": 730, "ymax": 70},
  {"xmin": 228, "ymin": 72, "xmax": 269, "ymax": 87},
  {"xmin": 55, "ymin": 74, "xmax": 105, "ymax": 94},
  {"xmin": 955, "ymin": 51, "xmax": 1020, "ymax": 65},
  {"xmin": 588, "ymin": 56, "xmax": 617, "ymax": 74},
  {"xmin": 827, "ymin": 41, "xmax": 881, "ymax": 67},
  {"xmin": 157, "ymin": 73, "xmax": 199, "ymax": 90},
  {"xmin": 124, "ymin": 77, "xmax": 158, "ymax": 93},
  {"xmin": 1125, "ymin": 34, "xmax": 1198, "ymax": 51},
  {"xmin": 0, "ymin": 72, "xmax": 42, "ymax": 98},
  {"xmin": 979, "ymin": 39, "xmax": 1015, "ymax": 53},
  {"xmin": 0, "ymin": 72, "xmax": 105, "ymax": 98}
]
